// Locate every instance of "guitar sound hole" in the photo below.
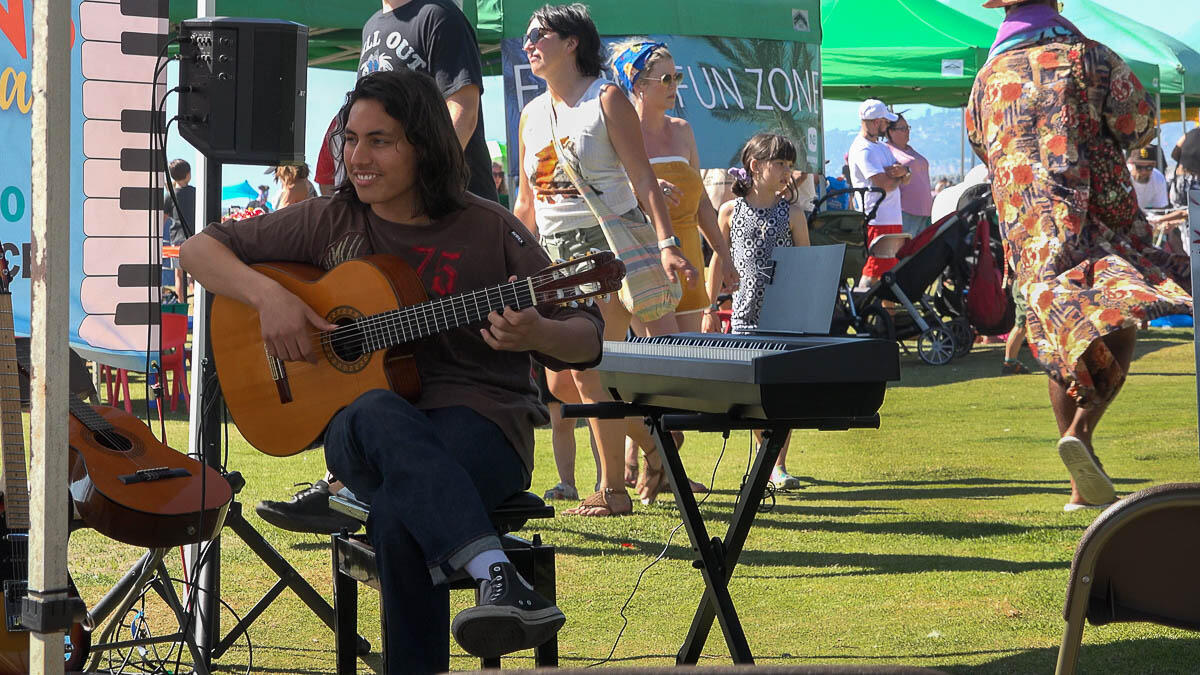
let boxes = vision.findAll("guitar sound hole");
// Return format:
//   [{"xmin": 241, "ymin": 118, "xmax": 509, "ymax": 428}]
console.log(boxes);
[
  {"xmin": 330, "ymin": 319, "xmax": 365, "ymax": 363},
  {"xmin": 92, "ymin": 430, "xmax": 132, "ymax": 452}
]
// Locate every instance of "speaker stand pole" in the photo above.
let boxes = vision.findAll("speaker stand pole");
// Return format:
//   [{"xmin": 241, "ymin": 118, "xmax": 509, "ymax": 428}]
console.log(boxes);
[{"xmin": 187, "ymin": 159, "xmax": 224, "ymax": 664}]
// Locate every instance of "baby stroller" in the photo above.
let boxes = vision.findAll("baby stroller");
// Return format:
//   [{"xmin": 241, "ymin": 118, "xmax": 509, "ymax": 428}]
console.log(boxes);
[
  {"xmin": 826, "ymin": 190, "xmax": 996, "ymax": 365},
  {"xmin": 807, "ymin": 186, "xmax": 882, "ymax": 284}
]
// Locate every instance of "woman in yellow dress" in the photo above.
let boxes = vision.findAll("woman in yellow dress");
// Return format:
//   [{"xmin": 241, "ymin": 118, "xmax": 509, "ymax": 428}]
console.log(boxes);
[{"xmin": 610, "ymin": 39, "xmax": 739, "ymax": 500}]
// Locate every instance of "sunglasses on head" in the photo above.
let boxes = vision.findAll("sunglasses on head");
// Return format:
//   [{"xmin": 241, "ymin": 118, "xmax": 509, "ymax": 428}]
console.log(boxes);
[
  {"xmin": 652, "ymin": 72, "xmax": 684, "ymax": 85},
  {"xmin": 524, "ymin": 27, "xmax": 553, "ymax": 45}
]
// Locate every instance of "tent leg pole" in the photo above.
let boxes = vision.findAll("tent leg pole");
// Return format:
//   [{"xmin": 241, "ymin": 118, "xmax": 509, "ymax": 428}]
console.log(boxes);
[
  {"xmin": 1182, "ymin": 93, "xmax": 1188, "ymax": 134},
  {"xmin": 960, "ymin": 107, "xmax": 966, "ymax": 179},
  {"xmin": 1157, "ymin": 93, "xmax": 1164, "ymax": 171}
]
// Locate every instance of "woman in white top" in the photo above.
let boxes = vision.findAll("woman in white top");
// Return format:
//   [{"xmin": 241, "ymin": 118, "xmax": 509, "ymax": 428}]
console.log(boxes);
[{"xmin": 513, "ymin": 4, "xmax": 696, "ymax": 516}]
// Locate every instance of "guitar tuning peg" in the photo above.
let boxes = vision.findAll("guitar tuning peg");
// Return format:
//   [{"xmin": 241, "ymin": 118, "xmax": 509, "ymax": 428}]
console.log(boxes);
[{"xmin": 569, "ymin": 300, "xmax": 578, "ymax": 308}]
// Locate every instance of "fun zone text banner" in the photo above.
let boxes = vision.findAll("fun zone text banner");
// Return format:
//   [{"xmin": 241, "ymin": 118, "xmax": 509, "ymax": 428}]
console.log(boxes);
[
  {"xmin": 0, "ymin": 1, "xmax": 168, "ymax": 370},
  {"xmin": 501, "ymin": 33, "xmax": 823, "ymax": 175}
]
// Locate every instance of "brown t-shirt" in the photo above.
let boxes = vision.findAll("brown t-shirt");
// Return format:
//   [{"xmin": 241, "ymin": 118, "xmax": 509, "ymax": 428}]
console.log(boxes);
[{"xmin": 202, "ymin": 193, "xmax": 604, "ymax": 472}]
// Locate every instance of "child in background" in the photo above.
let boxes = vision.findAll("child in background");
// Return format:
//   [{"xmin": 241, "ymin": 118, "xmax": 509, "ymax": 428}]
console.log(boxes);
[{"xmin": 714, "ymin": 133, "xmax": 809, "ymax": 489}]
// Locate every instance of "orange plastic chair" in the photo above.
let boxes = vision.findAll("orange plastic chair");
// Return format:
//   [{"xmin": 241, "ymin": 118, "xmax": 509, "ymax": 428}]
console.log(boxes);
[
  {"xmin": 100, "ymin": 364, "xmax": 133, "ymax": 413},
  {"xmin": 99, "ymin": 313, "xmax": 190, "ymax": 413},
  {"xmin": 160, "ymin": 312, "xmax": 190, "ymax": 411}
]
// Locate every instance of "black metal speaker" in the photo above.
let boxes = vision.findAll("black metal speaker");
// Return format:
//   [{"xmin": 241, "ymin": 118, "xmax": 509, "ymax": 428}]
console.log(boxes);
[{"xmin": 178, "ymin": 18, "xmax": 308, "ymax": 164}]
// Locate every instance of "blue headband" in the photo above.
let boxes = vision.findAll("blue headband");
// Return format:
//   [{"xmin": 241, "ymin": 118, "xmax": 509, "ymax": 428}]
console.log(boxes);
[{"xmin": 613, "ymin": 41, "xmax": 665, "ymax": 92}]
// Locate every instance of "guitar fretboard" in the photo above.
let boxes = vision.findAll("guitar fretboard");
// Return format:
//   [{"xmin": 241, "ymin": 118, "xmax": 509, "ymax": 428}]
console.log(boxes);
[
  {"xmin": 0, "ymin": 294, "xmax": 28, "ymax": 531},
  {"xmin": 350, "ymin": 278, "xmax": 537, "ymax": 353}
]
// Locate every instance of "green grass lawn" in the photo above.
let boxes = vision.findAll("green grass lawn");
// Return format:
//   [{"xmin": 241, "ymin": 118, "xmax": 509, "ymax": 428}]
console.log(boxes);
[{"xmin": 67, "ymin": 329, "xmax": 1200, "ymax": 673}]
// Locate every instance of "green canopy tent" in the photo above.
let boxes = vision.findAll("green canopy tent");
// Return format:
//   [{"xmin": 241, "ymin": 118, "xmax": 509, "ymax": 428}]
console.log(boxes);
[
  {"xmin": 942, "ymin": 0, "xmax": 1192, "ymax": 118},
  {"xmin": 821, "ymin": 0, "xmax": 1159, "ymax": 106},
  {"xmin": 819, "ymin": 0, "xmax": 999, "ymax": 106},
  {"xmin": 169, "ymin": 0, "xmax": 817, "ymax": 71}
]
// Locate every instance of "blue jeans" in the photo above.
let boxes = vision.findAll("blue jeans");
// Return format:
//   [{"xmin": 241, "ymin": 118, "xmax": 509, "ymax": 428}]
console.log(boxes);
[{"xmin": 324, "ymin": 390, "xmax": 529, "ymax": 674}]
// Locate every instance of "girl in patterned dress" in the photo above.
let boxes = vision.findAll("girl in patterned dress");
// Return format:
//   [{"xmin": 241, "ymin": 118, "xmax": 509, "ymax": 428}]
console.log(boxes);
[{"xmin": 715, "ymin": 133, "xmax": 810, "ymax": 488}]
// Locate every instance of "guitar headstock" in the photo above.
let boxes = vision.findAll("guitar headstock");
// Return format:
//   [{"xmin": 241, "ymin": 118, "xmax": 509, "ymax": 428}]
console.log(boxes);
[
  {"xmin": 533, "ymin": 251, "xmax": 625, "ymax": 307},
  {"xmin": 0, "ymin": 247, "xmax": 14, "ymax": 295}
]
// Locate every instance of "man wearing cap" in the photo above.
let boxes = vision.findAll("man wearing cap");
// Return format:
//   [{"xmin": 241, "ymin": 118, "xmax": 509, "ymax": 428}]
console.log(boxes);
[
  {"xmin": 1128, "ymin": 146, "xmax": 1168, "ymax": 211},
  {"xmin": 847, "ymin": 98, "xmax": 911, "ymax": 289},
  {"xmin": 967, "ymin": 0, "xmax": 1191, "ymax": 511},
  {"xmin": 1130, "ymin": 145, "xmax": 1184, "ymax": 253}
]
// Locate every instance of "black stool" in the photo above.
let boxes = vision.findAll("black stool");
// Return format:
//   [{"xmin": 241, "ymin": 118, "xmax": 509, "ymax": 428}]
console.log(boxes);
[{"xmin": 331, "ymin": 492, "xmax": 558, "ymax": 673}]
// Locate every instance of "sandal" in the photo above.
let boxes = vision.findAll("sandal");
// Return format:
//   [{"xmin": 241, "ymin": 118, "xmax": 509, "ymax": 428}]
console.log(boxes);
[
  {"xmin": 636, "ymin": 463, "xmax": 668, "ymax": 505},
  {"xmin": 542, "ymin": 482, "xmax": 579, "ymax": 501},
  {"xmin": 563, "ymin": 488, "xmax": 632, "ymax": 517}
]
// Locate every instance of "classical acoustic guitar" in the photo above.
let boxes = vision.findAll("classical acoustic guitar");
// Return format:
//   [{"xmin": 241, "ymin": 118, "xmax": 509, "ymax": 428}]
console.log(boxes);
[
  {"xmin": 211, "ymin": 251, "xmax": 624, "ymax": 457},
  {"xmin": 66, "ymin": 393, "xmax": 233, "ymax": 549},
  {"xmin": 0, "ymin": 252, "xmax": 89, "ymax": 674}
]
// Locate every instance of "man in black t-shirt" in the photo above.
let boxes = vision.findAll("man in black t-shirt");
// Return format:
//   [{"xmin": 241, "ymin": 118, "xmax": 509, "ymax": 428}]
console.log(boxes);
[
  {"xmin": 314, "ymin": 0, "xmax": 498, "ymax": 202},
  {"xmin": 263, "ymin": 0, "xmax": 499, "ymax": 535}
]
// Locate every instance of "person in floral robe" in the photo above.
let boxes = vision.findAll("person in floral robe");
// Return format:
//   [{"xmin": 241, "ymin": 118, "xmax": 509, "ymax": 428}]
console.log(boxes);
[{"xmin": 966, "ymin": 0, "xmax": 1191, "ymax": 509}]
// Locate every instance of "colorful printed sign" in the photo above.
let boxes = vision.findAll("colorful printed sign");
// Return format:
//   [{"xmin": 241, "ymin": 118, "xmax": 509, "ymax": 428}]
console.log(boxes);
[
  {"xmin": 501, "ymin": 34, "xmax": 823, "ymax": 176},
  {"xmin": 0, "ymin": 1, "xmax": 167, "ymax": 370}
]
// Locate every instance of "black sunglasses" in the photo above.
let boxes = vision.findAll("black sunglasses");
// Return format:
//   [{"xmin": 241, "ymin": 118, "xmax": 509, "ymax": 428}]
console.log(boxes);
[
  {"xmin": 653, "ymin": 72, "xmax": 684, "ymax": 85},
  {"xmin": 524, "ymin": 27, "xmax": 553, "ymax": 45}
]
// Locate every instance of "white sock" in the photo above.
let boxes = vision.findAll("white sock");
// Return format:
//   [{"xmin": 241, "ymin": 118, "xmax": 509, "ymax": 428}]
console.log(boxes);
[{"xmin": 464, "ymin": 549, "xmax": 511, "ymax": 582}]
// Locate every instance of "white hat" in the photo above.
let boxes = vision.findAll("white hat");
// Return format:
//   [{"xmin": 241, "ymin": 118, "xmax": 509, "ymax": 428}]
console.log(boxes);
[{"xmin": 859, "ymin": 99, "xmax": 898, "ymax": 122}]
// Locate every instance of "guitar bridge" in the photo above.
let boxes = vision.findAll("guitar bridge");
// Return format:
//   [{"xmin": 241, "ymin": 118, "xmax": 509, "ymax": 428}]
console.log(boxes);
[
  {"xmin": 265, "ymin": 345, "xmax": 293, "ymax": 404},
  {"xmin": 118, "ymin": 467, "xmax": 191, "ymax": 484}
]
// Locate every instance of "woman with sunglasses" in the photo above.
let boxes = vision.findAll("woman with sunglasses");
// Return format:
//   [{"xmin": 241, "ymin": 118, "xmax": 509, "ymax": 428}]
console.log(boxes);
[
  {"xmin": 513, "ymin": 3, "xmax": 698, "ymax": 516},
  {"xmin": 607, "ymin": 38, "xmax": 739, "ymax": 502},
  {"xmin": 883, "ymin": 113, "xmax": 933, "ymax": 238}
]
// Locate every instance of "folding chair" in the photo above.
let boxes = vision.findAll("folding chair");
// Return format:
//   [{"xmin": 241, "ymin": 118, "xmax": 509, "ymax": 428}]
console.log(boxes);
[{"xmin": 1056, "ymin": 482, "xmax": 1200, "ymax": 674}]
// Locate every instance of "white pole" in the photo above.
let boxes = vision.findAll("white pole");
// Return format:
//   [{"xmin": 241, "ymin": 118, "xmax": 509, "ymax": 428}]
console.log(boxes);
[
  {"xmin": 187, "ymin": 4, "xmax": 218, "ymax": 456},
  {"xmin": 1156, "ymin": 92, "xmax": 1164, "ymax": 170},
  {"xmin": 1182, "ymin": 93, "xmax": 1189, "ymax": 133},
  {"xmin": 960, "ymin": 107, "xmax": 966, "ymax": 180},
  {"xmin": 29, "ymin": 1, "xmax": 72, "ymax": 672}
]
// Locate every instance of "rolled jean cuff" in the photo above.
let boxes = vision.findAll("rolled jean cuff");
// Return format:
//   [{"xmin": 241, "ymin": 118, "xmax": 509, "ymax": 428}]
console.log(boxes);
[{"xmin": 428, "ymin": 532, "xmax": 502, "ymax": 586}]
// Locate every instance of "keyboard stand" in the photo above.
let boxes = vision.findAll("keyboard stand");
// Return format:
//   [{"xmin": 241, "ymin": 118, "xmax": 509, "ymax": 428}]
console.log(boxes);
[{"xmin": 564, "ymin": 402, "xmax": 879, "ymax": 665}]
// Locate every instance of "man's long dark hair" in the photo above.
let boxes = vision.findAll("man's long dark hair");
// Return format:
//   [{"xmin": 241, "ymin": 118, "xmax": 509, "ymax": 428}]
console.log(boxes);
[{"xmin": 332, "ymin": 69, "xmax": 469, "ymax": 220}]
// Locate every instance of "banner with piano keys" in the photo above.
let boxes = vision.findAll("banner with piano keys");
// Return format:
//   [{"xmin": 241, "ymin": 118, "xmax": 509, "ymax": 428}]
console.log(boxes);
[{"xmin": 0, "ymin": 0, "xmax": 168, "ymax": 369}]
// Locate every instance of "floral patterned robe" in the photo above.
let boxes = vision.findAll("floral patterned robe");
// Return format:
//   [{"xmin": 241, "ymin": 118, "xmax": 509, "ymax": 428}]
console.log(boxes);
[{"xmin": 967, "ymin": 35, "xmax": 1192, "ymax": 407}]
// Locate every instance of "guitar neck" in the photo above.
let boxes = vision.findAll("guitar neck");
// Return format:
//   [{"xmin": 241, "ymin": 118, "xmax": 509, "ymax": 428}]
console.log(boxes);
[
  {"xmin": 0, "ymin": 293, "xmax": 28, "ymax": 531},
  {"xmin": 354, "ymin": 277, "xmax": 539, "ymax": 352}
]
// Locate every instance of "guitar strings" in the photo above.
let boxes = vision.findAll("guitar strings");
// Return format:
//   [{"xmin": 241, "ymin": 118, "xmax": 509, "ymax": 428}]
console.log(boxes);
[{"xmin": 296, "ymin": 267, "xmax": 606, "ymax": 353}]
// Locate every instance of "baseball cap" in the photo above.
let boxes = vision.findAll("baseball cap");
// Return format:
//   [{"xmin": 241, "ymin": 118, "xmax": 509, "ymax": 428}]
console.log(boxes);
[
  {"xmin": 859, "ymin": 99, "xmax": 898, "ymax": 122},
  {"xmin": 1128, "ymin": 145, "xmax": 1160, "ymax": 166}
]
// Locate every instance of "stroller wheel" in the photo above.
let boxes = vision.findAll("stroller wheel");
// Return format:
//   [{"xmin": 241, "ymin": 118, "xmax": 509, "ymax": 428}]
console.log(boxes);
[
  {"xmin": 917, "ymin": 326, "xmax": 955, "ymax": 365},
  {"xmin": 948, "ymin": 317, "xmax": 974, "ymax": 357}
]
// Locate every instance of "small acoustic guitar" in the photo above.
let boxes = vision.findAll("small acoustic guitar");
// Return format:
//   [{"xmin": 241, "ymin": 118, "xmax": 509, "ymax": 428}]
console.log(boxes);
[
  {"xmin": 0, "ymin": 252, "xmax": 89, "ymax": 673},
  {"xmin": 66, "ymin": 394, "xmax": 233, "ymax": 548},
  {"xmin": 211, "ymin": 251, "xmax": 624, "ymax": 457}
]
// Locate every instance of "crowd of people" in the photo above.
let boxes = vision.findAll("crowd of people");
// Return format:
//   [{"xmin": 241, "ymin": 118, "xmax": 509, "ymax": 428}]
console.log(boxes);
[{"xmin": 168, "ymin": 0, "xmax": 1194, "ymax": 670}]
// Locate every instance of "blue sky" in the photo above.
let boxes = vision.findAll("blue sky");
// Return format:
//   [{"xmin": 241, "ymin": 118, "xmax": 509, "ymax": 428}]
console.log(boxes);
[{"xmin": 164, "ymin": 0, "xmax": 1199, "ymax": 204}]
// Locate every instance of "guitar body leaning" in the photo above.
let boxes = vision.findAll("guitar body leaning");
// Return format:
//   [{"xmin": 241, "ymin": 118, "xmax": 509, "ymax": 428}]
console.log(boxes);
[
  {"xmin": 67, "ymin": 403, "xmax": 232, "ymax": 548},
  {"xmin": 212, "ymin": 256, "xmax": 429, "ymax": 457}
]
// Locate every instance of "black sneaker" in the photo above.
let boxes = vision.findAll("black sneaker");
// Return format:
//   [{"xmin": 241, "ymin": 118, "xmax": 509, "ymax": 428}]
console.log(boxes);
[
  {"xmin": 451, "ymin": 561, "xmax": 565, "ymax": 658},
  {"xmin": 254, "ymin": 480, "xmax": 362, "ymax": 534}
]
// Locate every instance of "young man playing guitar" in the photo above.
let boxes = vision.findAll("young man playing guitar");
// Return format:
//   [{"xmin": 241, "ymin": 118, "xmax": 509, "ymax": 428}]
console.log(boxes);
[{"xmin": 180, "ymin": 69, "xmax": 602, "ymax": 671}]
